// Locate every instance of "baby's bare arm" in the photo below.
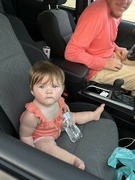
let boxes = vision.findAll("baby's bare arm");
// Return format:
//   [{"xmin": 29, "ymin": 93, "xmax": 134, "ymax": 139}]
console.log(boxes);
[
  {"xmin": 19, "ymin": 111, "xmax": 39, "ymax": 147},
  {"xmin": 63, "ymin": 103, "xmax": 70, "ymax": 112}
]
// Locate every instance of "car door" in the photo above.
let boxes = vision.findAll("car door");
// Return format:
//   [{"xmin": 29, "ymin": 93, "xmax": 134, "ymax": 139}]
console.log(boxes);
[{"xmin": 114, "ymin": 1, "xmax": 135, "ymax": 49}]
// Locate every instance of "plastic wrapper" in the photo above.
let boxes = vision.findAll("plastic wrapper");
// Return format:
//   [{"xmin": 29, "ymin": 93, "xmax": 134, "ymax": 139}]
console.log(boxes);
[{"xmin": 108, "ymin": 147, "xmax": 135, "ymax": 180}]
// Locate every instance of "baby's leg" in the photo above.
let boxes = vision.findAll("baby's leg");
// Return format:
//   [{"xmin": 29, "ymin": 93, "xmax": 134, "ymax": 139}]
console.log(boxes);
[
  {"xmin": 93, "ymin": 104, "xmax": 105, "ymax": 121},
  {"xmin": 35, "ymin": 137, "xmax": 85, "ymax": 170},
  {"xmin": 72, "ymin": 104, "xmax": 105, "ymax": 124}
]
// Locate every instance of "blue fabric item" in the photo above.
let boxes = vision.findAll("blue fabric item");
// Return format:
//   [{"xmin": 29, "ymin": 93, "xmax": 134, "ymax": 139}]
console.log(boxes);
[{"xmin": 108, "ymin": 147, "xmax": 135, "ymax": 180}]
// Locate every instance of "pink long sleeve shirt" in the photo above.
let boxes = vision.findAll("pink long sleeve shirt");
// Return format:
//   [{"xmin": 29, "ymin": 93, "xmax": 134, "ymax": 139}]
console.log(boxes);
[{"xmin": 65, "ymin": 0, "xmax": 121, "ymax": 79}]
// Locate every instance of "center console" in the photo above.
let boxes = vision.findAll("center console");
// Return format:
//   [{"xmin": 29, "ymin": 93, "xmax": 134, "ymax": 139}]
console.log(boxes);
[
  {"xmin": 83, "ymin": 83, "xmax": 134, "ymax": 111},
  {"xmin": 52, "ymin": 57, "xmax": 135, "ymax": 131},
  {"xmin": 78, "ymin": 79, "xmax": 135, "ymax": 130}
]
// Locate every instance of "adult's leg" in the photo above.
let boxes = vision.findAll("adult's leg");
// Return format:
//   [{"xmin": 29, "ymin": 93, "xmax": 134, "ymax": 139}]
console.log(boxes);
[{"xmin": 90, "ymin": 61, "xmax": 135, "ymax": 96}]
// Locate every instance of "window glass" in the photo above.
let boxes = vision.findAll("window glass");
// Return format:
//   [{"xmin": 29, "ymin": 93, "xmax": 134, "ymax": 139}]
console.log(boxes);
[
  {"xmin": 62, "ymin": 0, "xmax": 76, "ymax": 8},
  {"xmin": 122, "ymin": 1, "xmax": 135, "ymax": 22},
  {"xmin": 90, "ymin": 0, "xmax": 135, "ymax": 23},
  {"xmin": 63, "ymin": 0, "xmax": 135, "ymax": 22}
]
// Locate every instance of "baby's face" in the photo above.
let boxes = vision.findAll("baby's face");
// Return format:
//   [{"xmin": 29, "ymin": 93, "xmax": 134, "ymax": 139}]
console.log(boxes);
[{"xmin": 31, "ymin": 76, "xmax": 64, "ymax": 106}]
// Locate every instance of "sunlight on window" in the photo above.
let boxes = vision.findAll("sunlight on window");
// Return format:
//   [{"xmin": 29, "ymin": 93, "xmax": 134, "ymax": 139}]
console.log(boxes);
[
  {"xmin": 122, "ymin": 1, "xmax": 135, "ymax": 22},
  {"xmin": 62, "ymin": 0, "xmax": 135, "ymax": 22},
  {"xmin": 62, "ymin": 0, "xmax": 75, "ymax": 8}
]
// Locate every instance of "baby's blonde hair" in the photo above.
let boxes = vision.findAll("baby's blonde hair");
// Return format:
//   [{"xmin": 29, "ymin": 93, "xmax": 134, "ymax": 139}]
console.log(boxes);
[{"xmin": 29, "ymin": 61, "xmax": 65, "ymax": 90}]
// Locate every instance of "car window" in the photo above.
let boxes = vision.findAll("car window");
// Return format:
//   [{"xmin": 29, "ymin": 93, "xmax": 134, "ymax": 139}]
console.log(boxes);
[
  {"xmin": 62, "ymin": 0, "xmax": 76, "ymax": 8},
  {"xmin": 88, "ymin": 0, "xmax": 135, "ymax": 23},
  {"xmin": 122, "ymin": 0, "xmax": 135, "ymax": 22}
]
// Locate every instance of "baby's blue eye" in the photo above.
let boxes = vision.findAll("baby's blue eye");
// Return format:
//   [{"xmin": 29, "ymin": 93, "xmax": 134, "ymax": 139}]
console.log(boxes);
[
  {"xmin": 39, "ymin": 85, "xmax": 45, "ymax": 89},
  {"xmin": 52, "ymin": 85, "xmax": 59, "ymax": 88}
]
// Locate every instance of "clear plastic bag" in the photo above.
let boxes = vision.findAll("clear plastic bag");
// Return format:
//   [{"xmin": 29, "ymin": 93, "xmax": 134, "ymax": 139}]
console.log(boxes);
[
  {"xmin": 62, "ymin": 112, "xmax": 83, "ymax": 142},
  {"xmin": 108, "ymin": 147, "xmax": 135, "ymax": 180}
]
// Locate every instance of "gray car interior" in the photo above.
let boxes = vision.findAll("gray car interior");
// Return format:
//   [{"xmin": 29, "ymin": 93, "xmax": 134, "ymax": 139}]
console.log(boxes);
[{"xmin": 0, "ymin": 1, "xmax": 119, "ymax": 180}]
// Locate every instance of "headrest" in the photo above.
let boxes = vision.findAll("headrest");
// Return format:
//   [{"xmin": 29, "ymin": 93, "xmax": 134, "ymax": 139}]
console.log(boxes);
[
  {"xmin": 43, "ymin": 0, "xmax": 67, "ymax": 5},
  {"xmin": 0, "ymin": 0, "xmax": 4, "ymax": 13}
]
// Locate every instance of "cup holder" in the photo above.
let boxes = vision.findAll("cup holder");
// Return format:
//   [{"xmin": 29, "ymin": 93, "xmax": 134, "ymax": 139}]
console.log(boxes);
[
  {"xmin": 84, "ymin": 85, "xmax": 112, "ymax": 98},
  {"xmin": 83, "ymin": 84, "xmax": 134, "ymax": 110}
]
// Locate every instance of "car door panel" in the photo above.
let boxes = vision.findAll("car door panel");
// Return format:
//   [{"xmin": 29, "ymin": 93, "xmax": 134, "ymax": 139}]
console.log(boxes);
[{"xmin": 116, "ymin": 20, "xmax": 135, "ymax": 49}]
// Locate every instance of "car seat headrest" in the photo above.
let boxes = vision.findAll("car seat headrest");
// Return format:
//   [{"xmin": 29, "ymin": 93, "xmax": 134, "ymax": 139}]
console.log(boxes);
[
  {"xmin": 43, "ymin": 0, "xmax": 67, "ymax": 6},
  {"xmin": 0, "ymin": 0, "xmax": 4, "ymax": 13}
]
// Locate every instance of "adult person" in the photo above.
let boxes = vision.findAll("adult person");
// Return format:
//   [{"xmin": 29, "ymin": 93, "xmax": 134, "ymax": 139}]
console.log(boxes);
[{"xmin": 65, "ymin": 0, "xmax": 135, "ymax": 96}]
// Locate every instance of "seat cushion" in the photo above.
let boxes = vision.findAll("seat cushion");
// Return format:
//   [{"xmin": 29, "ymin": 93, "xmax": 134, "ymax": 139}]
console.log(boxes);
[{"xmin": 56, "ymin": 102, "xmax": 118, "ymax": 180}]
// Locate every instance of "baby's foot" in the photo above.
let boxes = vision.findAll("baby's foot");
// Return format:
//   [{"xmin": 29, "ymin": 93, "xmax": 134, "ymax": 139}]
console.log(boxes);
[
  {"xmin": 94, "ymin": 104, "xmax": 105, "ymax": 121},
  {"xmin": 73, "ymin": 157, "xmax": 85, "ymax": 170}
]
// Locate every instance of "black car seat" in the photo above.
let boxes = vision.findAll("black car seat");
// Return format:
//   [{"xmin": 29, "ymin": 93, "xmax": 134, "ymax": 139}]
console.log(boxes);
[
  {"xmin": 38, "ymin": 0, "xmax": 75, "ymax": 57},
  {"xmin": 1, "ymin": 0, "xmax": 89, "ymax": 102},
  {"xmin": 5, "ymin": 13, "xmax": 48, "ymax": 65},
  {"xmin": 37, "ymin": 0, "xmax": 90, "ymax": 100},
  {"xmin": 37, "ymin": 0, "xmax": 131, "ymax": 103},
  {"xmin": 0, "ymin": 2, "xmax": 118, "ymax": 180}
]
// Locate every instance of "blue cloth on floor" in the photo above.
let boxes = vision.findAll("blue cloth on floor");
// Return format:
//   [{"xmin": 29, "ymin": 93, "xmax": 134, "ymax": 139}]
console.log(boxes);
[{"xmin": 108, "ymin": 147, "xmax": 135, "ymax": 180}]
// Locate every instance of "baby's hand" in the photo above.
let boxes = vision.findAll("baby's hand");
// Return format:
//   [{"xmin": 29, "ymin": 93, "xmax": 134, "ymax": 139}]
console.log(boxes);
[{"xmin": 63, "ymin": 103, "xmax": 70, "ymax": 113}]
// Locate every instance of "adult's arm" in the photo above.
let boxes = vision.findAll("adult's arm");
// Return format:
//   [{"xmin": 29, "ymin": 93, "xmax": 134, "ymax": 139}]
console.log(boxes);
[{"xmin": 65, "ymin": 11, "xmax": 106, "ymax": 71}]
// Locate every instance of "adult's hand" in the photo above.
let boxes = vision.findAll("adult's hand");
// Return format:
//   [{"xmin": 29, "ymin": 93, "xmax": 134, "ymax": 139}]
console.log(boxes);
[
  {"xmin": 114, "ymin": 47, "xmax": 128, "ymax": 61},
  {"xmin": 104, "ymin": 58, "xmax": 123, "ymax": 71}
]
